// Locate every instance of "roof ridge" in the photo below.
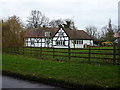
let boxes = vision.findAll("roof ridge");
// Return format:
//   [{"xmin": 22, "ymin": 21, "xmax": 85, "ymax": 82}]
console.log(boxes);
[{"xmin": 24, "ymin": 28, "xmax": 93, "ymax": 40}]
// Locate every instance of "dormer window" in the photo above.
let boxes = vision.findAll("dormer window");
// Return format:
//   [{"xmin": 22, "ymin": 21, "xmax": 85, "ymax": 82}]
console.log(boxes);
[{"xmin": 45, "ymin": 32, "xmax": 51, "ymax": 36}]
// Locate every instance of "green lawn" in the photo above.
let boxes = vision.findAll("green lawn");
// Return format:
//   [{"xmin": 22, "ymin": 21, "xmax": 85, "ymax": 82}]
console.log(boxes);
[
  {"xmin": 3, "ymin": 46, "xmax": 119, "ymax": 64},
  {"xmin": 2, "ymin": 53, "xmax": 120, "ymax": 89}
]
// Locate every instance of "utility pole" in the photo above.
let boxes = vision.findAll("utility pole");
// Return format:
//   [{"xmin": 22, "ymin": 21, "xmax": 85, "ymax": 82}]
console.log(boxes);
[{"xmin": 118, "ymin": 1, "xmax": 120, "ymax": 61}]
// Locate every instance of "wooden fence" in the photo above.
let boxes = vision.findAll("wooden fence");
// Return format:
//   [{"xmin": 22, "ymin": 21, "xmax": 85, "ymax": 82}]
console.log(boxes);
[{"xmin": 3, "ymin": 46, "xmax": 120, "ymax": 64}]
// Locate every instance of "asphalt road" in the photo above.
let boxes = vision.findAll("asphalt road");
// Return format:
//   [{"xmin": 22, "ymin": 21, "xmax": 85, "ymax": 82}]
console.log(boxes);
[{"xmin": 2, "ymin": 75, "xmax": 66, "ymax": 89}]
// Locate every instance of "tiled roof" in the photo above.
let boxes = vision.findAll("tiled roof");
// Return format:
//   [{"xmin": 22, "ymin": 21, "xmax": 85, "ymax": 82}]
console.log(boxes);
[
  {"xmin": 24, "ymin": 28, "xmax": 58, "ymax": 38},
  {"xmin": 113, "ymin": 32, "xmax": 120, "ymax": 38},
  {"xmin": 64, "ymin": 28, "xmax": 93, "ymax": 40},
  {"xmin": 24, "ymin": 27, "xmax": 93, "ymax": 40}
]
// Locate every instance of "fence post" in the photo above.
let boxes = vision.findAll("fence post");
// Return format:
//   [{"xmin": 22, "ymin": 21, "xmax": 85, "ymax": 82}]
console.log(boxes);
[
  {"xmin": 53, "ymin": 47, "xmax": 54, "ymax": 58},
  {"xmin": 40, "ymin": 46, "xmax": 41, "ymax": 57},
  {"xmin": 68, "ymin": 40, "xmax": 71, "ymax": 60},
  {"xmin": 52, "ymin": 39, "xmax": 54, "ymax": 58},
  {"xmin": 10, "ymin": 47, "xmax": 12, "ymax": 53},
  {"xmin": 23, "ymin": 38, "xmax": 24, "ymax": 55},
  {"xmin": 30, "ymin": 38, "xmax": 33, "ymax": 56},
  {"xmin": 17, "ymin": 46, "xmax": 19, "ymax": 54},
  {"xmin": 118, "ymin": 38, "xmax": 120, "ymax": 63},
  {"xmin": 40, "ymin": 38, "xmax": 42, "ymax": 57},
  {"xmin": 88, "ymin": 47, "xmax": 91, "ymax": 62},
  {"xmin": 22, "ymin": 47, "xmax": 24, "ymax": 55},
  {"xmin": 13, "ymin": 46, "xmax": 15, "ymax": 54},
  {"xmin": 113, "ymin": 45, "xmax": 116, "ymax": 63}
]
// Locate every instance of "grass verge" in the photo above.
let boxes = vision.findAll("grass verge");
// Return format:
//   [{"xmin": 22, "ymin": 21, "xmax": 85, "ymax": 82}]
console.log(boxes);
[{"xmin": 2, "ymin": 53, "xmax": 120, "ymax": 89}]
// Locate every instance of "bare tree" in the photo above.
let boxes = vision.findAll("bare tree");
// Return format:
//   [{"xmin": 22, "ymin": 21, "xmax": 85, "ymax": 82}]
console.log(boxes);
[
  {"xmin": 49, "ymin": 19, "xmax": 64, "ymax": 28},
  {"xmin": 63, "ymin": 19, "xmax": 76, "ymax": 29},
  {"xmin": 49, "ymin": 18, "xmax": 76, "ymax": 29},
  {"xmin": 27, "ymin": 10, "xmax": 49, "ymax": 28},
  {"xmin": 85, "ymin": 25, "xmax": 98, "ymax": 38},
  {"xmin": 101, "ymin": 19, "xmax": 117, "ymax": 42},
  {"xmin": 101, "ymin": 26, "xmax": 108, "ymax": 38}
]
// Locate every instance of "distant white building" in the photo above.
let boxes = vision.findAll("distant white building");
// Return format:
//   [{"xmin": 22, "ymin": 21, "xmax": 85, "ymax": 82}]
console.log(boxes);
[
  {"xmin": 24, "ymin": 27, "xmax": 93, "ymax": 48},
  {"xmin": 114, "ymin": 32, "xmax": 120, "ymax": 43}
]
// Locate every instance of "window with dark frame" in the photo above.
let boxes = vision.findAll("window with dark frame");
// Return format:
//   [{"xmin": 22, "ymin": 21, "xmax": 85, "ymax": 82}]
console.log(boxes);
[
  {"xmin": 58, "ymin": 32, "xmax": 63, "ymax": 37},
  {"xmin": 31, "ymin": 40, "xmax": 35, "ymax": 45},
  {"xmin": 79, "ymin": 40, "xmax": 83, "ymax": 44},
  {"xmin": 75, "ymin": 40, "xmax": 83, "ymax": 44},
  {"xmin": 36, "ymin": 39, "xmax": 40, "ymax": 43},
  {"xmin": 56, "ymin": 41, "xmax": 65, "ymax": 46}
]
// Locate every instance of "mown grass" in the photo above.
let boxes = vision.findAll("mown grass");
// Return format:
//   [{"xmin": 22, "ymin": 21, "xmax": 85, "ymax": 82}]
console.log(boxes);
[
  {"xmin": 3, "ymin": 46, "xmax": 119, "ymax": 64},
  {"xmin": 2, "ymin": 53, "xmax": 120, "ymax": 89}
]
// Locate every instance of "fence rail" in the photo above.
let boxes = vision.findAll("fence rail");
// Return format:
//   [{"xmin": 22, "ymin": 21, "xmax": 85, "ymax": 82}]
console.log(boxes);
[{"xmin": 2, "ymin": 46, "xmax": 120, "ymax": 64}]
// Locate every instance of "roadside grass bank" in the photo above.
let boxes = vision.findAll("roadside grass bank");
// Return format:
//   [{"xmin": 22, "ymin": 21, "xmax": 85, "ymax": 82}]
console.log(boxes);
[{"xmin": 2, "ymin": 53, "xmax": 120, "ymax": 89}]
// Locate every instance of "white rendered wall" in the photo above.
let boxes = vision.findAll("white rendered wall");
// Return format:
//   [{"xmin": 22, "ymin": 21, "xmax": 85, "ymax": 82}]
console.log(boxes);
[
  {"xmin": 83, "ymin": 40, "xmax": 93, "ymax": 46},
  {"xmin": 70, "ymin": 40, "xmax": 83, "ymax": 48},
  {"xmin": 52, "ymin": 28, "xmax": 69, "ymax": 48},
  {"xmin": 25, "ymin": 38, "xmax": 52, "ymax": 47},
  {"xmin": 53, "ymin": 46, "xmax": 68, "ymax": 48},
  {"xmin": 25, "ymin": 38, "xmax": 93, "ymax": 48}
]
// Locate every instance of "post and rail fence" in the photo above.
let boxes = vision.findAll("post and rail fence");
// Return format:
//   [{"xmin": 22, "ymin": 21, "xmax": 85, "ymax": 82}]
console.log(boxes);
[
  {"xmin": 2, "ymin": 37, "xmax": 120, "ymax": 64},
  {"xmin": 2, "ymin": 45, "xmax": 120, "ymax": 64}
]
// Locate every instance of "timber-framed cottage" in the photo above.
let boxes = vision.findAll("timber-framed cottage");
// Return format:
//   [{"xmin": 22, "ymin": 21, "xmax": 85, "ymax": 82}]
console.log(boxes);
[{"xmin": 24, "ymin": 27, "xmax": 93, "ymax": 48}]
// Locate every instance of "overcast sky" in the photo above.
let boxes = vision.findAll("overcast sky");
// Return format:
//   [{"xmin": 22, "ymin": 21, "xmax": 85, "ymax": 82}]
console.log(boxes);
[{"xmin": 0, "ymin": 0, "xmax": 119, "ymax": 30}]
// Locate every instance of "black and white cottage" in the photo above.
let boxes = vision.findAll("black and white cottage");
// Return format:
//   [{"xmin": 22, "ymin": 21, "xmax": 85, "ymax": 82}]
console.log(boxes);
[{"xmin": 24, "ymin": 27, "xmax": 93, "ymax": 48}]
